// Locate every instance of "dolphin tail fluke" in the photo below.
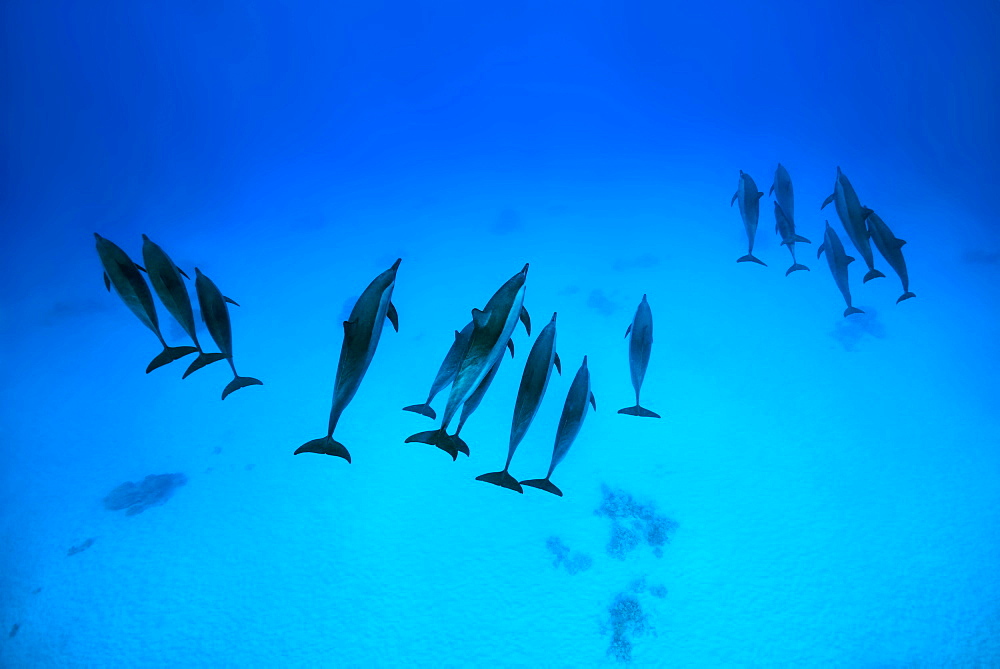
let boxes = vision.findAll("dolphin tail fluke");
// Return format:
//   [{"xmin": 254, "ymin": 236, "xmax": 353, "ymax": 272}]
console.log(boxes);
[
  {"xmin": 618, "ymin": 405, "xmax": 661, "ymax": 418},
  {"xmin": 737, "ymin": 254, "xmax": 767, "ymax": 266},
  {"xmin": 897, "ymin": 292, "xmax": 916, "ymax": 304},
  {"xmin": 404, "ymin": 429, "xmax": 459, "ymax": 460},
  {"xmin": 294, "ymin": 435, "xmax": 351, "ymax": 462},
  {"xmin": 476, "ymin": 470, "xmax": 523, "ymax": 493},
  {"xmin": 844, "ymin": 306, "xmax": 865, "ymax": 317},
  {"xmin": 181, "ymin": 352, "xmax": 227, "ymax": 379},
  {"xmin": 520, "ymin": 477, "xmax": 563, "ymax": 497},
  {"xmin": 146, "ymin": 345, "xmax": 198, "ymax": 373},
  {"xmin": 452, "ymin": 434, "xmax": 471, "ymax": 457},
  {"xmin": 785, "ymin": 263, "xmax": 809, "ymax": 276},
  {"xmin": 862, "ymin": 269, "xmax": 886, "ymax": 283},
  {"xmin": 221, "ymin": 375, "xmax": 263, "ymax": 400},
  {"xmin": 402, "ymin": 403, "xmax": 436, "ymax": 419}
]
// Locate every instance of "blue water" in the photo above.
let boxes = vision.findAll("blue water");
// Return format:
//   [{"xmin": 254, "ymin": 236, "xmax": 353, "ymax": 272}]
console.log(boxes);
[{"xmin": 3, "ymin": 2, "xmax": 999, "ymax": 666}]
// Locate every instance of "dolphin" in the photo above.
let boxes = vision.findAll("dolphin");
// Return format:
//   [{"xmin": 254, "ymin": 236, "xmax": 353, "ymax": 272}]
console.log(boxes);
[
  {"xmin": 403, "ymin": 321, "xmax": 475, "ymax": 419},
  {"xmin": 821, "ymin": 167, "xmax": 885, "ymax": 283},
  {"xmin": 817, "ymin": 222, "xmax": 864, "ymax": 317},
  {"xmin": 521, "ymin": 355, "xmax": 596, "ymax": 497},
  {"xmin": 865, "ymin": 210, "xmax": 915, "ymax": 304},
  {"xmin": 295, "ymin": 259, "xmax": 401, "ymax": 461},
  {"xmin": 94, "ymin": 233, "xmax": 197, "ymax": 373},
  {"xmin": 730, "ymin": 170, "xmax": 766, "ymax": 266},
  {"xmin": 478, "ymin": 312, "xmax": 561, "ymax": 493},
  {"xmin": 769, "ymin": 163, "xmax": 794, "ymax": 223},
  {"xmin": 405, "ymin": 264, "xmax": 530, "ymax": 459},
  {"xmin": 774, "ymin": 202, "xmax": 810, "ymax": 275},
  {"xmin": 618, "ymin": 294, "xmax": 659, "ymax": 418},
  {"xmin": 193, "ymin": 268, "xmax": 263, "ymax": 399},
  {"xmin": 140, "ymin": 235, "xmax": 226, "ymax": 377},
  {"xmin": 450, "ymin": 352, "xmax": 505, "ymax": 456}
]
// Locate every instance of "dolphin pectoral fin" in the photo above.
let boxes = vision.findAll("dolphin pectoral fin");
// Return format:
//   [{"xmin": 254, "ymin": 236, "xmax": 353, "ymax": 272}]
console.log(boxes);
[
  {"xmin": 737, "ymin": 254, "xmax": 767, "ymax": 266},
  {"xmin": 294, "ymin": 436, "xmax": 351, "ymax": 462},
  {"xmin": 403, "ymin": 403, "xmax": 436, "ymax": 419},
  {"xmin": 182, "ymin": 352, "xmax": 227, "ymax": 378},
  {"xmin": 794, "ymin": 234, "xmax": 811, "ymax": 244},
  {"xmin": 862, "ymin": 269, "xmax": 886, "ymax": 283},
  {"xmin": 404, "ymin": 429, "xmax": 459, "ymax": 460},
  {"xmin": 625, "ymin": 324, "xmax": 631, "ymax": 338},
  {"xmin": 519, "ymin": 306, "xmax": 531, "ymax": 336},
  {"xmin": 222, "ymin": 375, "xmax": 263, "ymax": 400},
  {"xmin": 821, "ymin": 193, "xmax": 834, "ymax": 209},
  {"xmin": 618, "ymin": 405, "xmax": 660, "ymax": 418},
  {"xmin": 471, "ymin": 308, "xmax": 490, "ymax": 328},
  {"xmin": 476, "ymin": 470, "xmax": 523, "ymax": 493},
  {"xmin": 817, "ymin": 243, "xmax": 826, "ymax": 259},
  {"xmin": 177, "ymin": 267, "xmax": 191, "ymax": 280},
  {"xmin": 134, "ymin": 263, "xmax": 147, "ymax": 273},
  {"xmin": 506, "ymin": 338, "xmax": 515, "ymax": 358},
  {"xmin": 224, "ymin": 296, "xmax": 240, "ymax": 306},
  {"xmin": 590, "ymin": 393, "xmax": 597, "ymax": 411},
  {"xmin": 769, "ymin": 183, "xmax": 775, "ymax": 196},
  {"xmin": 103, "ymin": 273, "xmax": 111, "ymax": 291},
  {"xmin": 554, "ymin": 353, "xmax": 562, "ymax": 375},
  {"xmin": 845, "ymin": 255, "xmax": 855, "ymax": 265},
  {"xmin": 785, "ymin": 264, "xmax": 809, "ymax": 276},
  {"xmin": 844, "ymin": 306, "xmax": 865, "ymax": 317},
  {"xmin": 146, "ymin": 345, "xmax": 199, "ymax": 373},
  {"xmin": 730, "ymin": 191, "xmax": 738, "ymax": 206},
  {"xmin": 756, "ymin": 191, "xmax": 764, "ymax": 200},
  {"xmin": 386, "ymin": 302, "xmax": 399, "ymax": 332},
  {"xmin": 894, "ymin": 238, "xmax": 907, "ymax": 247},
  {"xmin": 897, "ymin": 292, "xmax": 916, "ymax": 303},
  {"xmin": 520, "ymin": 477, "xmax": 563, "ymax": 497}
]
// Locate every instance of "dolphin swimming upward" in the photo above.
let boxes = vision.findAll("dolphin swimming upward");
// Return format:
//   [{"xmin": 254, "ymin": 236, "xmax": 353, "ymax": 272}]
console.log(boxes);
[
  {"xmin": 94, "ymin": 233, "xmax": 197, "ymax": 373},
  {"xmin": 821, "ymin": 167, "xmax": 885, "ymax": 283},
  {"xmin": 406, "ymin": 264, "xmax": 530, "ymax": 459},
  {"xmin": 296, "ymin": 259, "xmax": 401, "ymax": 462},
  {"xmin": 731, "ymin": 170, "xmax": 766, "ymax": 266},
  {"xmin": 139, "ymin": 235, "xmax": 226, "ymax": 378},
  {"xmin": 403, "ymin": 320, "xmax": 475, "ymax": 419},
  {"xmin": 774, "ymin": 202, "xmax": 810, "ymax": 276},
  {"xmin": 619, "ymin": 295, "xmax": 659, "ymax": 418},
  {"xmin": 521, "ymin": 355, "xmax": 596, "ymax": 497},
  {"xmin": 865, "ymin": 210, "xmax": 915, "ymax": 304},
  {"xmin": 451, "ymin": 353, "xmax": 504, "ymax": 456},
  {"xmin": 817, "ymin": 222, "xmax": 864, "ymax": 317},
  {"xmin": 769, "ymin": 163, "xmax": 794, "ymax": 224},
  {"xmin": 194, "ymin": 268, "xmax": 263, "ymax": 399},
  {"xmin": 478, "ymin": 312, "xmax": 561, "ymax": 493}
]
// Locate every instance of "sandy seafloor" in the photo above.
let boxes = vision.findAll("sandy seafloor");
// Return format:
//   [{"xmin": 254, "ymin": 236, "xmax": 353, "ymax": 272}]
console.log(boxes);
[{"xmin": 2, "ymin": 160, "xmax": 999, "ymax": 667}]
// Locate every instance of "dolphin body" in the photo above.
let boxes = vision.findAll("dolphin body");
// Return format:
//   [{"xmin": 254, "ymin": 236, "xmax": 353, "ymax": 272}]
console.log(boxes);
[
  {"xmin": 140, "ymin": 235, "xmax": 227, "ymax": 377},
  {"xmin": 730, "ymin": 171, "xmax": 766, "ymax": 266},
  {"xmin": 194, "ymin": 268, "xmax": 263, "ymax": 399},
  {"xmin": 817, "ymin": 222, "xmax": 864, "ymax": 317},
  {"xmin": 403, "ymin": 321, "xmax": 475, "ymax": 419},
  {"xmin": 94, "ymin": 233, "xmax": 197, "ymax": 373},
  {"xmin": 521, "ymin": 355, "xmax": 596, "ymax": 497},
  {"xmin": 296, "ymin": 259, "xmax": 401, "ymax": 461},
  {"xmin": 821, "ymin": 167, "xmax": 885, "ymax": 283},
  {"xmin": 866, "ymin": 210, "xmax": 915, "ymax": 304},
  {"xmin": 406, "ymin": 264, "xmax": 530, "ymax": 459},
  {"xmin": 451, "ymin": 354, "xmax": 504, "ymax": 456},
  {"xmin": 769, "ymin": 163, "xmax": 794, "ymax": 223},
  {"xmin": 774, "ymin": 202, "xmax": 810, "ymax": 276},
  {"xmin": 478, "ymin": 312, "xmax": 561, "ymax": 493},
  {"xmin": 618, "ymin": 295, "xmax": 659, "ymax": 418}
]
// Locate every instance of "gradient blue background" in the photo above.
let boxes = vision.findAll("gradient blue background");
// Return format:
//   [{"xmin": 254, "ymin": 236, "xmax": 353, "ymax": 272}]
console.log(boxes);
[{"xmin": 2, "ymin": 1, "xmax": 999, "ymax": 666}]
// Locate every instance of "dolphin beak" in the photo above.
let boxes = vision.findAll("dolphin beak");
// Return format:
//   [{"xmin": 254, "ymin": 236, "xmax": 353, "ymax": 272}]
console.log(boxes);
[
  {"xmin": 391, "ymin": 258, "xmax": 402, "ymax": 271},
  {"xmin": 93, "ymin": 233, "xmax": 102, "ymax": 241},
  {"xmin": 521, "ymin": 263, "xmax": 529, "ymax": 275}
]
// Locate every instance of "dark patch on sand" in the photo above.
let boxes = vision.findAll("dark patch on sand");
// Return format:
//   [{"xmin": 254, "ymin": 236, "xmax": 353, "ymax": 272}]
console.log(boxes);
[
  {"xmin": 104, "ymin": 473, "xmax": 187, "ymax": 516},
  {"xmin": 67, "ymin": 538, "xmax": 95, "ymax": 557}
]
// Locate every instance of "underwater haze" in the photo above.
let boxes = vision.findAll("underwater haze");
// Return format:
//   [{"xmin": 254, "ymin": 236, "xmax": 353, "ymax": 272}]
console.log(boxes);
[{"xmin": 3, "ymin": 1, "xmax": 1000, "ymax": 666}]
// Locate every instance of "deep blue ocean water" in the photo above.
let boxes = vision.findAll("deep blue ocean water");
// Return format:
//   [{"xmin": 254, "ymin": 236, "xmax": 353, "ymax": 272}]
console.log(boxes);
[{"xmin": 2, "ymin": 1, "xmax": 999, "ymax": 666}]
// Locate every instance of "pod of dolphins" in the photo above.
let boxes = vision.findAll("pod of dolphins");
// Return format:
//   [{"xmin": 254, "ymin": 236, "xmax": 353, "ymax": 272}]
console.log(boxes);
[
  {"xmin": 94, "ymin": 164, "xmax": 913, "ymax": 497},
  {"xmin": 732, "ymin": 165, "xmax": 915, "ymax": 316}
]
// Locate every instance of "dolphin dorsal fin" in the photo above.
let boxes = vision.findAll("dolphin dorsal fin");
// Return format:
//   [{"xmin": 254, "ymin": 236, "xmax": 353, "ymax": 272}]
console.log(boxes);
[
  {"xmin": 520, "ymin": 306, "xmax": 531, "ymax": 336},
  {"xmin": 756, "ymin": 191, "xmax": 764, "ymax": 200},
  {"xmin": 895, "ymin": 238, "xmax": 907, "ymax": 248},
  {"xmin": 821, "ymin": 194, "xmax": 834, "ymax": 209},
  {"xmin": 589, "ymin": 392, "xmax": 597, "ymax": 411},
  {"xmin": 845, "ymin": 255, "xmax": 856, "ymax": 265},
  {"xmin": 472, "ymin": 308, "xmax": 490, "ymax": 328},
  {"xmin": 386, "ymin": 302, "xmax": 399, "ymax": 332},
  {"xmin": 625, "ymin": 323, "xmax": 632, "ymax": 338},
  {"xmin": 224, "ymin": 296, "xmax": 240, "ymax": 307},
  {"xmin": 554, "ymin": 352, "xmax": 562, "ymax": 375},
  {"xmin": 178, "ymin": 267, "xmax": 191, "ymax": 280},
  {"xmin": 134, "ymin": 263, "xmax": 147, "ymax": 273},
  {"xmin": 103, "ymin": 273, "xmax": 111, "ymax": 291},
  {"xmin": 506, "ymin": 338, "xmax": 515, "ymax": 358}
]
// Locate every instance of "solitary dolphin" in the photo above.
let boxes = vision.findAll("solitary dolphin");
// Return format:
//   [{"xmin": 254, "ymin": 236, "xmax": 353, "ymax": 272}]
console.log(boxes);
[
  {"xmin": 406, "ymin": 265, "xmax": 530, "ymax": 459},
  {"xmin": 140, "ymin": 235, "xmax": 226, "ymax": 377},
  {"xmin": 296, "ymin": 259, "xmax": 401, "ymax": 461},
  {"xmin": 774, "ymin": 202, "xmax": 810, "ymax": 276},
  {"xmin": 821, "ymin": 167, "xmax": 885, "ymax": 283},
  {"xmin": 478, "ymin": 312, "xmax": 561, "ymax": 493},
  {"xmin": 193, "ymin": 268, "xmax": 263, "ymax": 399},
  {"xmin": 403, "ymin": 321, "xmax": 475, "ymax": 419},
  {"xmin": 817, "ymin": 222, "xmax": 864, "ymax": 317},
  {"xmin": 94, "ymin": 233, "xmax": 197, "ymax": 373},
  {"xmin": 730, "ymin": 170, "xmax": 766, "ymax": 266},
  {"xmin": 521, "ymin": 355, "xmax": 596, "ymax": 497},
  {"xmin": 769, "ymin": 163, "xmax": 794, "ymax": 223},
  {"xmin": 618, "ymin": 294, "xmax": 659, "ymax": 418},
  {"xmin": 866, "ymin": 210, "xmax": 915, "ymax": 304}
]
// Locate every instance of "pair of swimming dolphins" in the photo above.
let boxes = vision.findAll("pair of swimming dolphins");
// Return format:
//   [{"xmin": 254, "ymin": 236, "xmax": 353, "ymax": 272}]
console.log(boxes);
[{"xmin": 94, "ymin": 234, "xmax": 262, "ymax": 399}]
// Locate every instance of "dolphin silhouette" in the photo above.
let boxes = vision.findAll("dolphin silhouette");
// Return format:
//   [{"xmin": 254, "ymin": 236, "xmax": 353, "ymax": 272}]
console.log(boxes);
[
  {"xmin": 817, "ymin": 222, "xmax": 864, "ymax": 317},
  {"xmin": 193, "ymin": 268, "xmax": 263, "ymax": 399},
  {"xmin": 865, "ymin": 210, "xmax": 915, "ymax": 304},
  {"xmin": 774, "ymin": 202, "xmax": 810, "ymax": 276},
  {"xmin": 821, "ymin": 167, "xmax": 885, "ymax": 283},
  {"xmin": 618, "ymin": 295, "xmax": 659, "ymax": 418},
  {"xmin": 731, "ymin": 170, "xmax": 766, "ymax": 266}
]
